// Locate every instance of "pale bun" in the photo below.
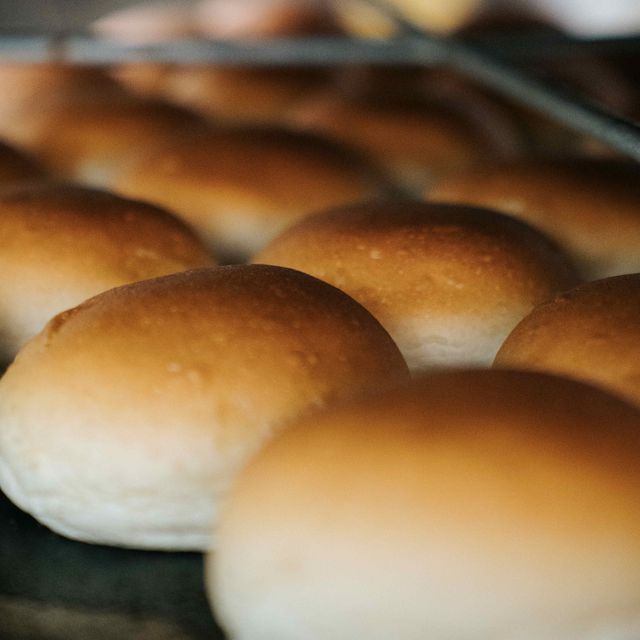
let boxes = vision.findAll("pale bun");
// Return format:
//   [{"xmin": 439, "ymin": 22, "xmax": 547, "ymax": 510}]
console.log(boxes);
[
  {"xmin": 495, "ymin": 274, "xmax": 640, "ymax": 407},
  {"xmin": 255, "ymin": 201, "xmax": 579, "ymax": 371},
  {"xmin": 0, "ymin": 265, "xmax": 408, "ymax": 549},
  {"xmin": 429, "ymin": 159, "xmax": 640, "ymax": 279},
  {"xmin": 114, "ymin": 126, "xmax": 386, "ymax": 262},
  {"xmin": 194, "ymin": 0, "xmax": 339, "ymax": 39},
  {"xmin": 331, "ymin": 0, "xmax": 482, "ymax": 37},
  {"xmin": 0, "ymin": 183, "xmax": 214, "ymax": 360},
  {"xmin": 92, "ymin": 1, "xmax": 196, "ymax": 44},
  {"xmin": 210, "ymin": 368, "xmax": 640, "ymax": 640},
  {"xmin": 25, "ymin": 98, "xmax": 205, "ymax": 188}
]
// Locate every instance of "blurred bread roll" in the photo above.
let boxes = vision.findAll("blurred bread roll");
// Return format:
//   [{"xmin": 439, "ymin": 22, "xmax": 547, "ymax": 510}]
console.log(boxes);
[
  {"xmin": 0, "ymin": 183, "xmax": 214, "ymax": 361},
  {"xmin": 0, "ymin": 64, "xmax": 129, "ymax": 148},
  {"xmin": 194, "ymin": 0, "xmax": 338, "ymax": 38},
  {"xmin": 255, "ymin": 201, "xmax": 579, "ymax": 371},
  {"xmin": 24, "ymin": 98, "xmax": 206, "ymax": 188},
  {"xmin": 210, "ymin": 368, "xmax": 640, "ymax": 640},
  {"xmin": 429, "ymin": 159, "xmax": 640, "ymax": 279},
  {"xmin": 287, "ymin": 93, "xmax": 517, "ymax": 193},
  {"xmin": 495, "ymin": 274, "xmax": 640, "ymax": 407},
  {"xmin": 92, "ymin": 0, "xmax": 196, "ymax": 43},
  {"xmin": 0, "ymin": 265, "xmax": 408, "ymax": 549},
  {"xmin": 331, "ymin": 0, "xmax": 482, "ymax": 37},
  {"xmin": 114, "ymin": 126, "xmax": 385, "ymax": 262}
]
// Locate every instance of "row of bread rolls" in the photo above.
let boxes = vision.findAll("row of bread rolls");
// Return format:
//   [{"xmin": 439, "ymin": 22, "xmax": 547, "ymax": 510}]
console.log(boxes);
[{"xmin": 0, "ymin": 4, "xmax": 638, "ymax": 639}]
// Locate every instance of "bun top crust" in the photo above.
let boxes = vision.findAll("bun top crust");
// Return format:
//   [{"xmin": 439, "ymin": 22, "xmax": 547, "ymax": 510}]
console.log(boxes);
[
  {"xmin": 495, "ymin": 274, "xmax": 640, "ymax": 407},
  {"xmin": 257, "ymin": 201, "xmax": 578, "ymax": 318},
  {"xmin": 255, "ymin": 201, "xmax": 579, "ymax": 369},
  {"xmin": 429, "ymin": 159, "xmax": 640, "ymax": 279},
  {"xmin": 114, "ymin": 127, "xmax": 384, "ymax": 260},
  {"xmin": 0, "ymin": 182, "xmax": 213, "ymax": 279},
  {"xmin": 211, "ymin": 368, "xmax": 640, "ymax": 640},
  {"xmin": 0, "ymin": 265, "xmax": 407, "ymax": 548},
  {"xmin": 0, "ymin": 183, "xmax": 214, "ymax": 359}
]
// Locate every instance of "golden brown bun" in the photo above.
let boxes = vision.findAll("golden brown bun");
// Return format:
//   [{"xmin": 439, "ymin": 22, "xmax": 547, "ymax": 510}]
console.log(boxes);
[
  {"xmin": 255, "ymin": 201, "xmax": 579, "ymax": 371},
  {"xmin": 114, "ymin": 126, "xmax": 386, "ymax": 262},
  {"xmin": 0, "ymin": 265, "xmax": 408, "ymax": 549},
  {"xmin": 0, "ymin": 140, "xmax": 46, "ymax": 188},
  {"xmin": 26, "ymin": 98, "xmax": 206, "ymax": 188},
  {"xmin": 331, "ymin": 0, "xmax": 482, "ymax": 37},
  {"xmin": 161, "ymin": 64, "xmax": 332, "ymax": 125},
  {"xmin": 0, "ymin": 183, "xmax": 214, "ymax": 360},
  {"xmin": 429, "ymin": 159, "xmax": 640, "ymax": 279},
  {"xmin": 210, "ymin": 367, "xmax": 640, "ymax": 640},
  {"xmin": 0, "ymin": 64, "xmax": 129, "ymax": 148},
  {"xmin": 287, "ymin": 94, "xmax": 512, "ymax": 193},
  {"xmin": 495, "ymin": 274, "xmax": 640, "ymax": 407}
]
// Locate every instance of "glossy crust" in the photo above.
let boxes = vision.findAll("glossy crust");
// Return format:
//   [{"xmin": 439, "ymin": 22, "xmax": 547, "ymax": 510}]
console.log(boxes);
[
  {"xmin": 210, "ymin": 368, "xmax": 640, "ymax": 640},
  {"xmin": 0, "ymin": 265, "xmax": 408, "ymax": 549},
  {"xmin": 495, "ymin": 274, "xmax": 640, "ymax": 407},
  {"xmin": 255, "ymin": 201, "xmax": 579, "ymax": 371},
  {"xmin": 114, "ymin": 127, "xmax": 385, "ymax": 262},
  {"xmin": 429, "ymin": 159, "xmax": 640, "ymax": 279},
  {"xmin": 0, "ymin": 183, "xmax": 214, "ymax": 359}
]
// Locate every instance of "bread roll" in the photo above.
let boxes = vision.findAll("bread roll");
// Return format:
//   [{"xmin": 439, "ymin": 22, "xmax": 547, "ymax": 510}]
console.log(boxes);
[
  {"xmin": 210, "ymin": 368, "xmax": 640, "ymax": 640},
  {"xmin": 429, "ymin": 159, "xmax": 640, "ymax": 279},
  {"xmin": 255, "ymin": 201, "xmax": 579, "ymax": 371},
  {"xmin": 114, "ymin": 126, "xmax": 385, "ymax": 262},
  {"xmin": 495, "ymin": 274, "xmax": 640, "ymax": 407},
  {"xmin": 25, "ymin": 98, "xmax": 205, "ymax": 188},
  {"xmin": 0, "ymin": 265, "xmax": 408, "ymax": 549},
  {"xmin": 287, "ymin": 94, "xmax": 507, "ymax": 193},
  {"xmin": 0, "ymin": 64, "xmax": 129, "ymax": 149},
  {"xmin": 0, "ymin": 183, "xmax": 214, "ymax": 361}
]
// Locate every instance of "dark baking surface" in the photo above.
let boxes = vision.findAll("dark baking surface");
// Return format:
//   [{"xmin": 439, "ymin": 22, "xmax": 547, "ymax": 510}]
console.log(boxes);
[{"xmin": 0, "ymin": 491, "xmax": 225, "ymax": 639}]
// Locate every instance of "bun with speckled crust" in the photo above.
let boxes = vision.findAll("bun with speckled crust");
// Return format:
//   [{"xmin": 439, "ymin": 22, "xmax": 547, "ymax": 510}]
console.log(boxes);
[
  {"xmin": 495, "ymin": 274, "xmax": 640, "ymax": 407},
  {"xmin": 429, "ymin": 159, "xmax": 640, "ymax": 279},
  {"xmin": 0, "ymin": 183, "xmax": 214, "ymax": 360},
  {"xmin": 255, "ymin": 201, "xmax": 579, "ymax": 371},
  {"xmin": 209, "ymin": 368, "xmax": 640, "ymax": 640},
  {"xmin": 0, "ymin": 265, "xmax": 408, "ymax": 549}
]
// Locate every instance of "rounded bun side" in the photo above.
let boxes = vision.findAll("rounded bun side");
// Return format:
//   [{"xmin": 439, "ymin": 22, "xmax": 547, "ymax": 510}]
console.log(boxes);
[
  {"xmin": 0, "ymin": 265, "xmax": 408, "ymax": 549},
  {"xmin": 210, "ymin": 368, "xmax": 640, "ymax": 640},
  {"xmin": 494, "ymin": 274, "xmax": 640, "ymax": 407}
]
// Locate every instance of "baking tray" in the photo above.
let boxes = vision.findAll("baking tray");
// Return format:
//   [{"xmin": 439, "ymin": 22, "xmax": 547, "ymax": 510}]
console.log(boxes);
[{"xmin": 0, "ymin": 489, "xmax": 224, "ymax": 639}]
